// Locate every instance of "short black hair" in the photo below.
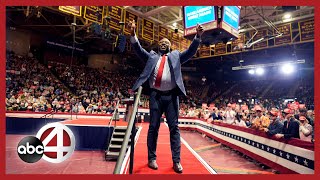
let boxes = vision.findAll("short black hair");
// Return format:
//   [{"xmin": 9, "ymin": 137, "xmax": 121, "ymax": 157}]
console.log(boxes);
[{"xmin": 299, "ymin": 108, "xmax": 307, "ymax": 113}]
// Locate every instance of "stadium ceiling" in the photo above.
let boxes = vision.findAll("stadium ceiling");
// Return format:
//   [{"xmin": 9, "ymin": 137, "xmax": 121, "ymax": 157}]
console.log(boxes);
[
  {"xmin": 6, "ymin": 6, "xmax": 314, "ymax": 40},
  {"xmin": 124, "ymin": 6, "xmax": 314, "ymax": 33}
]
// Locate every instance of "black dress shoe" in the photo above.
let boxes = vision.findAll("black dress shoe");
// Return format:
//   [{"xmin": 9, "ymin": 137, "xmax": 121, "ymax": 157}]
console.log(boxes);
[
  {"xmin": 173, "ymin": 162, "xmax": 183, "ymax": 173},
  {"xmin": 148, "ymin": 160, "xmax": 158, "ymax": 170}
]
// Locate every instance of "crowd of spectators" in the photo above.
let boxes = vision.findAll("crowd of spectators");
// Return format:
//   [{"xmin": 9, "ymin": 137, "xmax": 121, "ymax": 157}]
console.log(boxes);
[
  {"xmin": 179, "ymin": 101, "xmax": 314, "ymax": 142},
  {"xmin": 6, "ymin": 53, "xmax": 132, "ymax": 114},
  {"xmin": 6, "ymin": 53, "xmax": 314, "ymax": 127},
  {"xmin": 6, "ymin": 52, "xmax": 70, "ymax": 112}
]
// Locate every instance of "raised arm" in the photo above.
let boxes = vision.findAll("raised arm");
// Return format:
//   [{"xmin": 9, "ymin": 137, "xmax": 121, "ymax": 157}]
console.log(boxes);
[
  {"xmin": 300, "ymin": 124, "xmax": 313, "ymax": 136},
  {"xmin": 180, "ymin": 24, "xmax": 204, "ymax": 64},
  {"xmin": 128, "ymin": 20, "xmax": 150, "ymax": 61}
]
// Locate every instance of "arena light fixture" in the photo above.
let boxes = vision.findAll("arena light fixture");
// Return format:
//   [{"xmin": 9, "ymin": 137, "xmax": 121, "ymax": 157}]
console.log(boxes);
[
  {"xmin": 283, "ymin": 13, "xmax": 292, "ymax": 19},
  {"xmin": 232, "ymin": 59, "xmax": 304, "ymax": 71},
  {"xmin": 282, "ymin": 13, "xmax": 292, "ymax": 22},
  {"xmin": 256, "ymin": 68, "xmax": 264, "ymax": 75},
  {"xmin": 248, "ymin": 69, "xmax": 255, "ymax": 74},
  {"xmin": 281, "ymin": 64, "xmax": 294, "ymax": 74},
  {"xmin": 173, "ymin": 22, "xmax": 177, "ymax": 27}
]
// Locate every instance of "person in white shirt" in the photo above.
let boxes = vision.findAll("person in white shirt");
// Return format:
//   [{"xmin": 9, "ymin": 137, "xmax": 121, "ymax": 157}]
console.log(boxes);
[
  {"xmin": 299, "ymin": 116, "xmax": 313, "ymax": 142},
  {"xmin": 235, "ymin": 112, "xmax": 247, "ymax": 127},
  {"xmin": 224, "ymin": 104, "xmax": 236, "ymax": 124}
]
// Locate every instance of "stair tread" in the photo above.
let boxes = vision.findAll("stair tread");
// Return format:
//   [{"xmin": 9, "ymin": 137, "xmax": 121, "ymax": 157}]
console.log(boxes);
[
  {"xmin": 107, "ymin": 151, "xmax": 120, "ymax": 156},
  {"xmin": 113, "ymin": 132, "xmax": 126, "ymax": 135},
  {"xmin": 110, "ymin": 144, "xmax": 122, "ymax": 148},
  {"xmin": 111, "ymin": 138, "xmax": 131, "ymax": 141},
  {"xmin": 115, "ymin": 126, "xmax": 128, "ymax": 130}
]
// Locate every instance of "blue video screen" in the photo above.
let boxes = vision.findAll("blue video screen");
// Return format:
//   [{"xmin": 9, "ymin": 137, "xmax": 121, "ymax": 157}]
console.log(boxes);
[
  {"xmin": 223, "ymin": 6, "xmax": 240, "ymax": 30},
  {"xmin": 184, "ymin": 6, "xmax": 216, "ymax": 29}
]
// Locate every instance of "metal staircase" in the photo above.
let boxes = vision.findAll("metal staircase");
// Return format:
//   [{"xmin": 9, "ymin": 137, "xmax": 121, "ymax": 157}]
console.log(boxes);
[{"xmin": 105, "ymin": 126, "xmax": 131, "ymax": 160}]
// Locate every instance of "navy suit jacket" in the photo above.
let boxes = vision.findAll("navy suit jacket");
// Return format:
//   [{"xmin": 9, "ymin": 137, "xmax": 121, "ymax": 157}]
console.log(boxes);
[
  {"xmin": 282, "ymin": 118, "xmax": 300, "ymax": 139},
  {"xmin": 130, "ymin": 35, "xmax": 201, "ymax": 96}
]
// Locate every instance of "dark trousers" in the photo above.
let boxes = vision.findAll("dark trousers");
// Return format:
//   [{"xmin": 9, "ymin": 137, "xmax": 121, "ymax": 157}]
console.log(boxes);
[{"xmin": 147, "ymin": 89, "xmax": 181, "ymax": 163}]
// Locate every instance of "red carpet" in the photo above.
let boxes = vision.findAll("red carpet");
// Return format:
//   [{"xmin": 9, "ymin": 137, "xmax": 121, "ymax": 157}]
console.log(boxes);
[{"xmin": 127, "ymin": 123, "xmax": 214, "ymax": 174}]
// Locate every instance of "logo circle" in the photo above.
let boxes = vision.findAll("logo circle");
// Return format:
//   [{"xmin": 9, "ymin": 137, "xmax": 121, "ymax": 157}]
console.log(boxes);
[
  {"xmin": 36, "ymin": 123, "xmax": 75, "ymax": 163},
  {"xmin": 17, "ymin": 136, "xmax": 44, "ymax": 163}
]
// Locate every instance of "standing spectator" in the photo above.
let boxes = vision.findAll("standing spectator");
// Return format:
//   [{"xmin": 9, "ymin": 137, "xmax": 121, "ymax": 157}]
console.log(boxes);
[
  {"xmin": 224, "ymin": 104, "xmax": 236, "ymax": 124},
  {"xmin": 299, "ymin": 108, "xmax": 314, "ymax": 127},
  {"xmin": 298, "ymin": 116, "xmax": 313, "ymax": 142},
  {"xmin": 251, "ymin": 106, "xmax": 270, "ymax": 131},
  {"xmin": 275, "ymin": 111, "xmax": 300, "ymax": 139},
  {"xmin": 235, "ymin": 112, "xmax": 247, "ymax": 127},
  {"xmin": 264, "ymin": 109, "xmax": 283, "ymax": 137}
]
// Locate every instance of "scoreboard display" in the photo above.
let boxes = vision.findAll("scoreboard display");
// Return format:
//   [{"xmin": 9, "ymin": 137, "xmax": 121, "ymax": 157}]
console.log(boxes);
[
  {"xmin": 183, "ymin": 6, "xmax": 217, "ymax": 36},
  {"xmin": 183, "ymin": 6, "xmax": 240, "ymax": 45},
  {"xmin": 184, "ymin": 6, "xmax": 216, "ymax": 29},
  {"xmin": 220, "ymin": 6, "xmax": 241, "ymax": 38},
  {"xmin": 222, "ymin": 6, "xmax": 241, "ymax": 31}
]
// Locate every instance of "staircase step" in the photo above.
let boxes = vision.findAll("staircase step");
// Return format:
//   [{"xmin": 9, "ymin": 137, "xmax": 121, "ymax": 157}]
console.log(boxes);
[
  {"xmin": 107, "ymin": 151, "xmax": 120, "ymax": 156},
  {"xmin": 111, "ymin": 138, "xmax": 123, "ymax": 142},
  {"xmin": 114, "ymin": 132, "xmax": 125, "ymax": 136},
  {"xmin": 111, "ymin": 138, "xmax": 131, "ymax": 142},
  {"xmin": 109, "ymin": 144, "xmax": 122, "ymax": 148},
  {"xmin": 115, "ymin": 126, "xmax": 127, "ymax": 130}
]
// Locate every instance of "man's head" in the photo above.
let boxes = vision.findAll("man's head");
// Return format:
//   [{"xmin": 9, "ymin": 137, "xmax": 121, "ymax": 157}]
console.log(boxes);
[
  {"xmin": 158, "ymin": 38, "xmax": 171, "ymax": 54},
  {"xmin": 269, "ymin": 109, "xmax": 278, "ymax": 121},
  {"xmin": 299, "ymin": 116, "xmax": 307, "ymax": 123},
  {"xmin": 307, "ymin": 110, "xmax": 313, "ymax": 117},
  {"xmin": 256, "ymin": 110, "xmax": 262, "ymax": 117},
  {"xmin": 299, "ymin": 108, "xmax": 307, "ymax": 116},
  {"xmin": 255, "ymin": 106, "xmax": 262, "ymax": 117},
  {"xmin": 283, "ymin": 108, "xmax": 293, "ymax": 119}
]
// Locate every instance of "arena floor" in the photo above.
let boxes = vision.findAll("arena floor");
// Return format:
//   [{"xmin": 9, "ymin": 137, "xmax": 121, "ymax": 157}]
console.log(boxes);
[{"xmin": 6, "ymin": 123, "xmax": 274, "ymax": 174}]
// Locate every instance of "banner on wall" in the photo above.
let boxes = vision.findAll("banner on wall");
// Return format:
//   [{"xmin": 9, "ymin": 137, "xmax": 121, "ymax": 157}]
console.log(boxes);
[
  {"xmin": 142, "ymin": 19, "xmax": 154, "ymax": 42},
  {"xmin": 124, "ymin": 10, "xmax": 138, "ymax": 35},
  {"xmin": 231, "ymin": 33, "xmax": 245, "ymax": 53},
  {"xmin": 171, "ymin": 31, "xmax": 180, "ymax": 50},
  {"xmin": 84, "ymin": 6, "xmax": 105, "ymax": 24},
  {"xmin": 58, "ymin": 6, "xmax": 82, "ymax": 16},
  {"xmin": 46, "ymin": 40, "xmax": 84, "ymax": 52},
  {"xmin": 107, "ymin": 6, "xmax": 123, "ymax": 31},
  {"xmin": 180, "ymin": 38, "xmax": 190, "ymax": 51},
  {"xmin": 252, "ymin": 28, "xmax": 268, "ymax": 50},
  {"xmin": 199, "ymin": 45, "xmax": 211, "ymax": 57},
  {"xmin": 158, "ymin": 26, "xmax": 169, "ymax": 42},
  {"xmin": 274, "ymin": 23, "xmax": 292, "ymax": 46},
  {"xmin": 214, "ymin": 42, "xmax": 227, "ymax": 56},
  {"xmin": 299, "ymin": 19, "xmax": 314, "ymax": 42}
]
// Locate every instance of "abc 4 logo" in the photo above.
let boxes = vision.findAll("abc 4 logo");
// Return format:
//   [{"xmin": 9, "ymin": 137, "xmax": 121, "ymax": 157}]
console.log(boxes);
[
  {"xmin": 17, "ymin": 136, "xmax": 44, "ymax": 163},
  {"xmin": 17, "ymin": 123, "xmax": 75, "ymax": 163}
]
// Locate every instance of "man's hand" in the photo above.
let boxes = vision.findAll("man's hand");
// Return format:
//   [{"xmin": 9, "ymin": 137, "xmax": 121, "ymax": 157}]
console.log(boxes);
[
  {"xmin": 196, "ymin": 23, "xmax": 204, "ymax": 38},
  {"xmin": 128, "ymin": 19, "xmax": 136, "ymax": 36},
  {"xmin": 263, "ymin": 128, "xmax": 269, "ymax": 132},
  {"xmin": 275, "ymin": 134, "xmax": 284, "ymax": 139}
]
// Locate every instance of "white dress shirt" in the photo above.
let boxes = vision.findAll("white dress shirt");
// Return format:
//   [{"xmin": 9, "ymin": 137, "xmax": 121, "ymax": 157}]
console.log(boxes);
[{"xmin": 131, "ymin": 35, "xmax": 177, "ymax": 91}]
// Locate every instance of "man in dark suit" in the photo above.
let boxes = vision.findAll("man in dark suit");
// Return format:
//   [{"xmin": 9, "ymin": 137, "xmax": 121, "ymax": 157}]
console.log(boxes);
[
  {"xmin": 274, "ymin": 111, "xmax": 300, "ymax": 139},
  {"xmin": 263, "ymin": 109, "xmax": 284, "ymax": 137},
  {"xmin": 128, "ymin": 19, "xmax": 204, "ymax": 173}
]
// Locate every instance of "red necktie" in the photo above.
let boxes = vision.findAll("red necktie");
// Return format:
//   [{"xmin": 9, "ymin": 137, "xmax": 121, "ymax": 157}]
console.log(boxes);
[{"xmin": 154, "ymin": 55, "xmax": 166, "ymax": 88}]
